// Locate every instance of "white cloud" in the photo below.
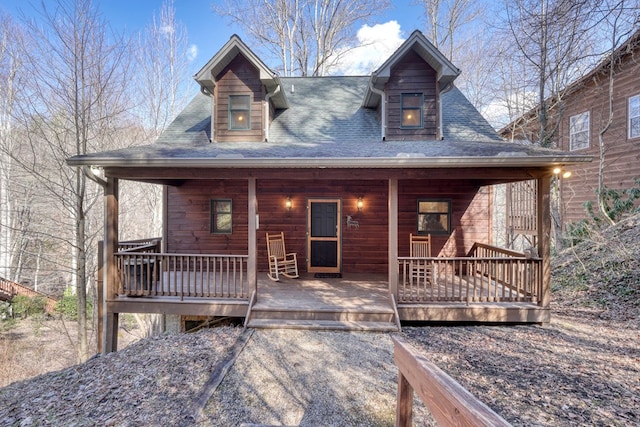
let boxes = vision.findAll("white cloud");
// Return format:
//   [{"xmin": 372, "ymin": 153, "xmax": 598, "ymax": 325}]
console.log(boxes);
[
  {"xmin": 333, "ymin": 21, "xmax": 405, "ymax": 75},
  {"xmin": 187, "ymin": 44, "xmax": 198, "ymax": 62}
]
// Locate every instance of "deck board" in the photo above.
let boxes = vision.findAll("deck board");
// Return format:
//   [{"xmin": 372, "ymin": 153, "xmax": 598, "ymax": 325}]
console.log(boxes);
[{"xmin": 255, "ymin": 273, "xmax": 391, "ymax": 312}]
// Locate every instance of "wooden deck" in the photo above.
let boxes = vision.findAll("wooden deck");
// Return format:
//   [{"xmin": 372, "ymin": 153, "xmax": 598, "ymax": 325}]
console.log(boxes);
[
  {"xmin": 108, "ymin": 271, "xmax": 546, "ymax": 327},
  {"xmin": 251, "ymin": 272, "xmax": 547, "ymax": 325}
]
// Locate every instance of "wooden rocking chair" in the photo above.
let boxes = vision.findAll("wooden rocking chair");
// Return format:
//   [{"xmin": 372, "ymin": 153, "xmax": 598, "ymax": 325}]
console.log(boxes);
[
  {"xmin": 266, "ymin": 232, "xmax": 299, "ymax": 281},
  {"xmin": 410, "ymin": 233, "xmax": 432, "ymax": 284}
]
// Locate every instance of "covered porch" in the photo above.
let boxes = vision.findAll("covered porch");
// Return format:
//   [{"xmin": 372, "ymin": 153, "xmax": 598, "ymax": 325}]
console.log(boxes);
[{"xmin": 91, "ymin": 162, "xmax": 566, "ymax": 353}]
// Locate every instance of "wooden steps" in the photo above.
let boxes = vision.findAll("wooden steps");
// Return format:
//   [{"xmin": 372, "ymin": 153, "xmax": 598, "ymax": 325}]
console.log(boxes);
[
  {"xmin": 244, "ymin": 274, "xmax": 400, "ymax": 332},
  {"xmin": 246, "ymin": 305, "xmax": 399, "ymax": 331},
  {"xmin": 248, "ymin": 318, "xmax": 398, "ymax": 331}
]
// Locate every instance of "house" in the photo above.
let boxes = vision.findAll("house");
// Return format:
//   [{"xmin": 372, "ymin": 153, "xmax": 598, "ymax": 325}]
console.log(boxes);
[
  {"xmin": 500, "ymin": 30, "xmax": 640, "ymax": 229},
  {"xmin": 67, "ymin": 31, "xmax": 590, "ymax": 352}
]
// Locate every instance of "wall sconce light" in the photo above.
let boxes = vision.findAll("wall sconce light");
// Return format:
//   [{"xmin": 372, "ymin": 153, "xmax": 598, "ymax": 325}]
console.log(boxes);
[
  {"xmin": 285, "ymin": 196, "xmax": 292, "ymax": 211},
  {"xmin": 357, "ymin": 197, "xmax": 364, "ymax": 211},
  {"xmin": 553, "ymin": 167, "xmax": 572, "ymax": 179}
]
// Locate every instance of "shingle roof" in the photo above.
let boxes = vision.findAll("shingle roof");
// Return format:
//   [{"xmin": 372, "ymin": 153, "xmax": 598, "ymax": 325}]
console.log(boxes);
[
  {"xmin": 68, "ymin": 71, "xmax": 589, "ymax": 168},
  {"xmin": 152, "ymin": 75, "xmax": 501, "ymax": 146},
  {"xmin": 268, "ymin": 76, "xmax": 380, "ymax": 143}
]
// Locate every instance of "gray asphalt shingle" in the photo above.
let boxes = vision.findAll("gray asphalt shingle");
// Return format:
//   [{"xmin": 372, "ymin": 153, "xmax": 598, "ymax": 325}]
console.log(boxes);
[{"xmin": 68, "ymin": 75, "xmax": 588, "ymax": 166}]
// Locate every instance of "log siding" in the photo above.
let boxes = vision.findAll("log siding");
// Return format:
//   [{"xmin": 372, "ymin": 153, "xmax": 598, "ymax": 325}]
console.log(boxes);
[
  {"xmin": 558, "ymin": 53, "xmax": 640, "ymax": 224},
  {"xmin": 386, "ymin": 50, "xmax": 438, "ymax": 140},
  {"xmin": 165, "ymin": 177, "xmax": 490, "ymax": 275},
  {"xmin": 214, "ymin": 54, "xmax": 264, "ymax": 142}
]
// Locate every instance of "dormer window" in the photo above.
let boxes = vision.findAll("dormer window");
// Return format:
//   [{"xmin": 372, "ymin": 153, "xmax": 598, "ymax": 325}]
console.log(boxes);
[
  {"xmin": 401, "ymin": 93, "xmax": 423, "ymax": 128},
  {"xmin": 229, "ymin": 95, "xmax": 251, "ymax": 130}
]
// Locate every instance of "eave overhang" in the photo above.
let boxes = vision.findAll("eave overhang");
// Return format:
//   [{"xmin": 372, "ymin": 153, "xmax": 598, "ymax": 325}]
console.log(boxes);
[
  {"xmin": 67, "ymin": 155, "xmax": 592, "ymax": 170},
  {"xmin": 194, "ymin": 34, "xmax": 289, "ymax": 109}
]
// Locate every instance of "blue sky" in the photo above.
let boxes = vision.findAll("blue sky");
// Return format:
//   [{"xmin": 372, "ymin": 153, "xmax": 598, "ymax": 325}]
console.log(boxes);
[{"xmin": 1, "ymin": 0, "xmax": 425, "ymax": 72}]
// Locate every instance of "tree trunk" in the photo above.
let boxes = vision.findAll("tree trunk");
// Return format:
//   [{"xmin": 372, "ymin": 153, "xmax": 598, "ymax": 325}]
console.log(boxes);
[{"xmin": 76, "ymin": 168, "xmax": 89, "ymax": 362}]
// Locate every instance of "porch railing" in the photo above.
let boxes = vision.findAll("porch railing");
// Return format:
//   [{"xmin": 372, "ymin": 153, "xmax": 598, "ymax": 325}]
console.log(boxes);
[
  {"xmin": 114, "ymin": 240, "xmax": 249, "ymax": 300},
  {"xmin": 398, "ymin": 243, "xmax": 542, "ymax": 305},
  {"xmin": 118, "ymin": 238, "xmax": 162, "ymax": 253}
]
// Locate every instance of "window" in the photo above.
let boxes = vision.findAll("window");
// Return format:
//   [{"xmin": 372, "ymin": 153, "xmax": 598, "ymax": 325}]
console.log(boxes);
[
  {"xmin": 401, "ymin": 93, "xmax": 423, "ymax": 128},
  {"xmin": 210, "ymin": 199, "xmax": 232, "ymax": 233},
  {"xmin": 569, "ymin": 111, "xmax": 590, "ymax": 151},
  {"xmin": 417, "ymin": 199, "xmax": 451, "ymax": 235},
  {"xmin": 228, "ymin": 95, "xmax": 250, "ymax": 130},
  {"xmin": 629, "ymin": 95, "xmax": 640, "ymax": 139}
]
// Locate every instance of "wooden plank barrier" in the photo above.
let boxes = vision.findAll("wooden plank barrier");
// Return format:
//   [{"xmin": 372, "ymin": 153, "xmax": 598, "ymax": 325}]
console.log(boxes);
[
  {"xmin": 0, "ymin": 276, "xmax": 58, "ymax": 313},
  {"xmin": 392, "ymin": 335, "xmax": 511, "ymax": 427}
]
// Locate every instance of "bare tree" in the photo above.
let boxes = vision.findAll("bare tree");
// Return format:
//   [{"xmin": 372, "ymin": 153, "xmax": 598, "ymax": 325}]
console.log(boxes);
[
  {"xmin": 415, "ymin": 0, "xmax": 484, "ymax": 61},
  {"xmin": 503, "ymin": 0, "xmax": 600, "ymax": 147},
  {"xmin": 0, "ymin": 14, "xmax": 23, "ymax": 281},
  {"xmin": 15, "ymin": 0, "xmax": 131, "ymax": 362},
  {"xmin": 134, "ymin": 0, "xmax": 191, "ymax": 138},
  {"xmin": 125, "ymin": 0, "xmax": 193, "ymax": 253},
  {"xmin": 214, "ymin": 0, "xmax": 391, "ymax": 76}
]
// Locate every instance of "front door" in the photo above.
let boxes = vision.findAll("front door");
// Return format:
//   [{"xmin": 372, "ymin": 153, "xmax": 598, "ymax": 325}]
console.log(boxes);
[{"xmin": 307, "ymin": 199, "xmax": 341, "ymax": 273}]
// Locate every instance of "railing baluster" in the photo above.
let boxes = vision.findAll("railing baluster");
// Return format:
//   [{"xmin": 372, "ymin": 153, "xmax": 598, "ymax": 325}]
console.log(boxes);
[
  {"xmin": 397, "ymin": 245, "xmax": 542, "ymax": 305},
  {"xmin": 227, "ymin": 258, "xmax": 232, "ymax": 298}
]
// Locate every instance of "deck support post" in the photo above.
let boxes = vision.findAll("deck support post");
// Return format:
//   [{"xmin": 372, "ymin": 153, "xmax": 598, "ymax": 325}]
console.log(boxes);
[
  {"xmin": 248, "ymin": 177, "xmax": 257, "ymax": 296},
  {"xmin": 104, "ymin": 177, "xmax": 119, "ymax": 353},
  {"xmin": 388, "ymin": 178, "xmax": 398, "ymax": 298},
  {"xmin": 537, "ymin": 174, "xmax": 551, "ymax": 314}
]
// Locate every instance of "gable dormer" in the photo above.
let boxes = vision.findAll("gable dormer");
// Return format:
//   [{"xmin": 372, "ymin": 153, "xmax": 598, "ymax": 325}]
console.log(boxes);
[
  {"xmin": 363, "ymin": 30, "xmax": 460, "ymax": 141},
  {"xmin": 194, "ymin": 35, "xmax": 288, "ymax": 142}
]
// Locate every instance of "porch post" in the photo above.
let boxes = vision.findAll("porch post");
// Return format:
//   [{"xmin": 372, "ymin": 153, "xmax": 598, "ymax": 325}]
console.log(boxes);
[
  {"xmin": 96, "ymin": 242, "xmax": 103, "ymax": 354},
  {"xmin": 388, "ymin": 178, "xmax": 398, "ymax": 297},
  {"xmin": 104, "ymin": 177, "xmax": 119, "ymax": 353},
  {"xmin": 537, "ymin": 175, "xmax": 551, "ymax": 314},
  {"xmin": 248, "ymin": 177, "xmax": 257, "ymax": 296}
]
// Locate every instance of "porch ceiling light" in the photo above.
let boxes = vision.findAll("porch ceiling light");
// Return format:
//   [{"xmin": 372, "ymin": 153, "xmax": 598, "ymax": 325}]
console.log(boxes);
[
  {"xmin": 286, "ymin": 196, "xmax": 292, "ymax": 211},
  {"xmin": 357, "ymin": 197, "xmax": 364, "ymax": 211},
  {"xmin": 553, "ymin": 167, "xmax": 572, "ymax": 179}
]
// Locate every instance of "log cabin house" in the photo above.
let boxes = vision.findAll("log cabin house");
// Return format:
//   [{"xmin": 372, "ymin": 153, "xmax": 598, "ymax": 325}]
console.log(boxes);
[
  {"xmin": 500, "ymin": 30, "xmax": 640, "ymax": 230},
  {"xmin": 67, "ymin": 31, "xmax": 590, "ymax": 352}
]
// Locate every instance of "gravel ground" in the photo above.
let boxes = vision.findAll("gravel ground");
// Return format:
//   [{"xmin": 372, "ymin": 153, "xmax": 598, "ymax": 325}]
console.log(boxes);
[
  {"xmin": 0, "ymin": 327, "xmax": 245, "ymax": 426},
  {"xmin": 199, "ymin": 329, "xmax": 431, "ymax": 426},
  {"xmin": 1, "ymin": 312, "xmax": 638, "ymax": 426},
  {"xmin": 402, "ymin": 314, "xmax": 640, "ymax": 426}
]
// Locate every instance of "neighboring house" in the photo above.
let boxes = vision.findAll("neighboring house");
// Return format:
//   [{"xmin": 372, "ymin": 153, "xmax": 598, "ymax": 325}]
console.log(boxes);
[
  {"xmin": 67, "ymin": 31, "xmax": 589, "ymax": 352},
  {"xmin": 500, "ymin": 30, "xmax": 640, "ymax": 228}
]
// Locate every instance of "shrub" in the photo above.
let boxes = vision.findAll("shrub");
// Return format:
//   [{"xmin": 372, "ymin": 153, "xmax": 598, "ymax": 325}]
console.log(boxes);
[
  {"xmin": 564, "ymin": 219, "xmax": 593, "ymax": 246},
  {"xmin": 0, "ymin": 301, "xmax": 12, "ymax": 321},
  {"xmin": 55, "ymin": 288, "xmax": 78, "ymax": 320},
  {"xmin": 565, "ymin": 178, "xmax": 640, "ymax": 245},
  {"xmin": 587, "ymin": 178, "xmax": 640, "ymax": 226},
  {"xmin": 54, "ymin": 288, "xmax": 93, "ymax": 320},
  {"xmin": 11, "ymin": 295, "xmax": 47, "ymax": 318}
]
